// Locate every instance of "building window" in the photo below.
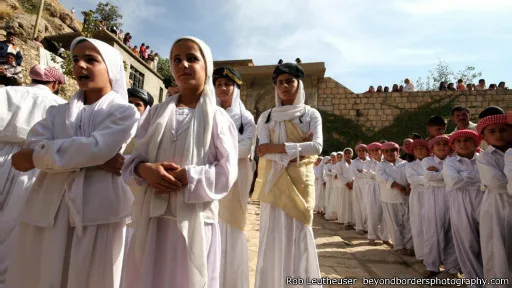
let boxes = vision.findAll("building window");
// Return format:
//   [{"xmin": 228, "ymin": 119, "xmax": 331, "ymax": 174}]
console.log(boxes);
[
  {"xmin": 159, "ymin": 87, "xmax": 164, "ymax": 103},
  {"xmin": 129, "ymin": 65, "xmax": 145, "ymax": 88}
]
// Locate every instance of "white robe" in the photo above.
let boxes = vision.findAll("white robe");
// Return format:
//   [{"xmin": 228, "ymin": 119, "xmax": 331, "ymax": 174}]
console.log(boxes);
[
  {"xmin": 363, "ymin": 158, "xmax": 386, "ymax": 241},
  {"xmin": 254, "ymin": 107, "xmax": 323, "ymax": 288},
  {"xmin": 351, "ymin": 158, "xmax": 368, "ymax": 231},
  {"xmin": 376, "ymin": 159, "xmax": 412, "ymax": 251},
  {"xmin": 477, "ymin": 146, "xmax": 512, "ymax": 286},
  {"xmin": 405, "ymin": 159, "xmax": 426, "ymax": 260},
  {"xmin": 335, "ymin": 160, "xmax": 354, "ymax": 225},
  {"xmin": 443, "ymin": 154, "xmax": 484, "ymax": 280},
  {"xmin": 422, "ymin": 156, "xmax": 459, "ymax": 273},
  {"xmin": 313, "ymin": 164, "xmax": 324, "ymax": 213},
  {"xmin": 121, "ymin": 106, "xmax": 238, "ymax": 288},
  {"xmin": 219, "ymin": 105, "xmax": 255, "ymax": 288},
  {"xmin": 0, "ymin": 84, "xmax": 66, "ymax": 288},
  {"xmin": 323, "ymin": 163, "xmax": 337, "ymax": 221},
  {"xmin": 6, "ymin": 94, "xmax": 138, "ymax": 288}
]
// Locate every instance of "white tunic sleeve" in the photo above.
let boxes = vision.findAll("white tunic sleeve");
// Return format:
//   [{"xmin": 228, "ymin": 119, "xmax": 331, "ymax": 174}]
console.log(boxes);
[
  {"xmin": 443, "ymin": 158, "xmax": 479, "ymax": 190},
  {"xmin": 184, "ymin": 110, "xmax": 238, "ymax": 203},
  {"xmin": 237, "ymin": 110, "xmax": 255, "ymax": 159},
  {"xmin": 505, "ymin": 149, "xmax": 512, "ymax": 194},
  {"xmin": 29, "ymin": 104, "xmax": 138, "ymax": 173},
  {"xmin": 405, "ymin": 162, "xmax": 424, "ymax": 187},
  {"xmin": 477, "ymin": 150, "xmax": 508, "ymax": 193},
  {"xmin": 422, "ymin": 157, "xmax": 445, "ymax": 182},
  {"xmin": 338, "ymin": 163, "xmax": 352, "ymax": 184},
  {"xmin": 284, "ymin": 108, "xmax": 323, "ymax": 157},
  {"xmin": 362, "ymin": 161, "xmax": 376, "ymax": 179},
  {"xmin": 377, "ymin": 163, "xmax": 394, "ymax": 189}
]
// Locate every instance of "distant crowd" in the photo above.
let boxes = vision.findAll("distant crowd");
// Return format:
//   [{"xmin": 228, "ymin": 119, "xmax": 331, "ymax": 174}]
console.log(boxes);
[{"xmin": 365, "ymin": 78, "xmax": 508, "ymax": 94}]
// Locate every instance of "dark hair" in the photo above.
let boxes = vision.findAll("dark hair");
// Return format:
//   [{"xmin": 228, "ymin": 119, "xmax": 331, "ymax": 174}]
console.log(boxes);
[
  {"xmin": 451, "ymin": 106, "xmax": 470, "ymax": 116},
  {"xmin": 6, "ymin": 52, "xmax": 16, "ymax": 58},
  {"xmin": 7, "ymin": 31, "xmax": 15, "ymax": 37},
  {"xmin": 31, "ymin": 79, "xmax": 56, "ymax": 85},
  {"xmin": 426, "ymin": 115, "xmax": 447, "ymax": 127},
  {"xmin": 410, "ymin": 133, "xmax": 423, "ymax": 139},
  {"xmin": 479, "ymin": 79, "xmax": 485, "ymax": 83},
  {"xmin": 498, "ymin": 81, "xmax": 505, "ymax": 87},
  {"xmin": 479, "ymin": 106, "xmax": 504, "ymax": 119},
  {"xmin": 439, "ymin": 81, "xmax": 447, "ymax": 91},
  {"xmin": 457, "ymin": 79, "xmax": 463, "ymax": 83}
]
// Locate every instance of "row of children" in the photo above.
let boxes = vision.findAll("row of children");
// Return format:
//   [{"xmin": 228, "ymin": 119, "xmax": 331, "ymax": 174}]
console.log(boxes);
[{"xmin": 313, "ymin": 108, "xmax": 511, "ymax": 286}]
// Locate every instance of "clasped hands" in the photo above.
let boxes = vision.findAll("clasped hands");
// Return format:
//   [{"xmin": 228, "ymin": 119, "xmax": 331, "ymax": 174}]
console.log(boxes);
[
  {"xmin": 257, "ymin": 131, "xmax": 313, "ymax": 157},
  {"xmin": 391, "ymin": 181, "xmax": 410, "ymax": 196},
  {"xmin": 136, "ymin": 162, "xmax": 188, "ymax": 194}
]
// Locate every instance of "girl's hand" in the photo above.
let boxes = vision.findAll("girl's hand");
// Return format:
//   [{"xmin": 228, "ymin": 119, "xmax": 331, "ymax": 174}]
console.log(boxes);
[
  {"xmin": 257, "ymin": 144, "xmax": 285, "ymax": 157},
  {"xmin": 98, "ymin": 153, "xmax": 125, "ymax": 176},
  {"xmin": 427, "ymin": 166, "xmax": 439, "ymax": 172},
  {"xmin": 136, "ymin": 162, "xmax": 183, "ymax": 194},
  {"xmin": 12, "ymin": 149, "xmax": 35, "ymax": 172},
  {"xmin": 302, "ymin": 131, "xmax": 313, "ymax": 142},
  {"xmin": 168, "ymin": 168, "xmax": 189, "ymax": 186}
]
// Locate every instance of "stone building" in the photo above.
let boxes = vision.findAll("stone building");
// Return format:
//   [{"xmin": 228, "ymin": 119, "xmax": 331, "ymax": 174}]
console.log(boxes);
[{"xmin": 44, "ymin": 30, "xmax": 166, "ymax": 103}]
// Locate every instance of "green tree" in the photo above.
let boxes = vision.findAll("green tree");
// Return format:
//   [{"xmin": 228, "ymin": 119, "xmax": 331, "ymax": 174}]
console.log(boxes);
[
  {"xmin": 415, "ymin": 60, "xmax": 482, "ymax": 91},
  {"xmin": 157, "ymin": 57, "xmax": 175, "ymax": 83},
  {"xmin": 81, "ymin": 2, "xmax": 123, "ymax": 37}
]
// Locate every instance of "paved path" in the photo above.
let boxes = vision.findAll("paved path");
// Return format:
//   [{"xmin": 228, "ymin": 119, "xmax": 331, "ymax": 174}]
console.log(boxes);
[{"xmin": 245, "ymin": 200, "xmax": 430, "ymax": 288}]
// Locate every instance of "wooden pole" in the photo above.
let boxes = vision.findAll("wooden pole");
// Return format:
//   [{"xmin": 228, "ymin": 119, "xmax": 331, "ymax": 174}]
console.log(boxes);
[{"xmin": 32, "ymin": 0, "xmax": 46, "ymax": 39}]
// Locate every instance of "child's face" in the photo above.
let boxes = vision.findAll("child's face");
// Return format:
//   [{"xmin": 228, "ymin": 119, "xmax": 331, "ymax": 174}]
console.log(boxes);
[
  {"xmin": 336, "ymin": 154, "xmax": 343, "ymax": 162},
  {"xmin": 171, "ymin": 39, "xmax": 206, "ymax": 91},
  {"xmin": 344, "ymin": 151, "xmax": 352, "ymax": 161},
  {"xmin": 427, "ymin": 125, "xmax": 446, "ymax": 138},
  {"xmin": 330, "ymin": 155, "xmax": 336, "ymax": 164},
  {"xmin": 369, "ymin": 148, "xmax": 382, "ymax": 160},
  {"xmin": 314, "ymin": 158, "xmax": 322, "ymax": 166},
  {"xmin": 382, "ymin": 148, "xmax": 399, "ymax": 162},
  {"xmin": 215, "ymin": 78, "xmax": 235, "ymax": 104},
  {"xmin": 482, "ymin": 123, "xmax": 512, "ymax": 149},
  {"xmin": 72, "ymin": 41, "xmax": 111, "ymax": 92},
  {"xmin": 432, "ymin": 140, "xmax": 450, "ymax": 159},
  {"xmin": 453, "ymin": 137, "xmax": 477, "ymax": 158},
  {"xmin": 413, "ymin": 145, "xmax": 429, "ymax": 160},
  {"xmin": 356, "ymin": 148, "xmax": 368, "ymax": 159}
]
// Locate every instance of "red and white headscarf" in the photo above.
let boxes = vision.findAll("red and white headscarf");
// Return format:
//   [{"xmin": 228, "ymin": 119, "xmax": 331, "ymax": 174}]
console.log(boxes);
[
  {"xmin": 429, "ymin": 135, "xmax": 450, "ymax": 151},
  {"xmin": 407, "ymin": 139, "xmax": 429, "ymax": 154},
  {"xmin": 382, "ymin": 142, "xmax": 399, "ymax": 150},
  {"xmin": 477, "ymin": 114, "xmax": 508, "ymax": 135},
  {"xmin": 29, "ymin": 64, "xmax": 66, "ymax": 84},
  {"xmin": 449, "ymin": 129, "xmax": 481, "ymax": 148},
  {"xmin": 367, "ymin": 142, "xmax": 382, "ymax": 150},
  {"xmin": 355, "ymin": 143, "xmax": 368, "ymax": 151}
]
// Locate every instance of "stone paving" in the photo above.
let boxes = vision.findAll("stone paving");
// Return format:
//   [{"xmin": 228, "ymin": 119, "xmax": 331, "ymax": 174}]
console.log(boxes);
[{"xmin": 245, "ymin": 200, "xmax": 431, "ymax": 288}]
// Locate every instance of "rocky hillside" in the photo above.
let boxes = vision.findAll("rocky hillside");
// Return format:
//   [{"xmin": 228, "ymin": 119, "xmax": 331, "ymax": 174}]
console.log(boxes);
[{"xmin": 1, "ymin": 0, "xmax": 82, "ymax": 99}]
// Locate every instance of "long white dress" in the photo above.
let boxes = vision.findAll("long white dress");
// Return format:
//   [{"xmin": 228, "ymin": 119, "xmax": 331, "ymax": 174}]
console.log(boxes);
[
  {"xmin": 336, "ymin": 160, "xmax": 354, "ymax": 225},
  {"xmin": 405, "ymin": 159, "xmax": 426, "ymax": 260},
  {"xmin": 254, "ymin": 107, "xmax": 323, "ymax": 288},
  {"xmin": 477, "ymin": 146, "xmax": 512, "ymax": 286},
  {"xmin": 351, "ymin": 157, "xmax": 369, "ymax": 232},
  {"xmin": 6, "ymin": 92, "xmax": 139, "ymax": 288},
  {"xmin": 0, "ymin": 84, "xmax": 66, "ymax": 288},
  {"xmin": 313, "ymin": 162, "xmax": 325, "ymax": 213},
  {"xmin": 121, "ymin": 104, "xmax": 238, "ymax": 288},
  {"xmin": 323, "ymin": 161, "xmax": 337, "ymax": 221},
  {"xmin": 363, "ymin": 158, "xmax": 386, "ymax": 241},
  {"xmin": 218, "ymin": 106, "xmax": 255, "ymax": 288}
]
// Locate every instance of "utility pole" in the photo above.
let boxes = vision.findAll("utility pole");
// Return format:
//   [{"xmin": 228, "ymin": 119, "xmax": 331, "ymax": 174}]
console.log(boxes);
[{"xmin": 32, "ymin": 0, "xmax": 45, "ymax": 39}]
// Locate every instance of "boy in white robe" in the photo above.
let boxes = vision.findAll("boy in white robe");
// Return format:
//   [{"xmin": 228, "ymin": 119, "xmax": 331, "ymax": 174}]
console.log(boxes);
[
  {"xmin": 332, "ymin": 152, "xmax": 344, "ymax": 223},
  {"xmin": 405, "ymin": 139, "xmax": 429, "ymax": 261},
  {"xmin": 422, "ymin": 135, "xmax": 460, "ymax": 278},
  {"xmin": 8, "ymin": 38, "xmax": 139, "ymax": 288},
  {"xmin": 363, "ymin": 142, "xmax": 389, "ymax": 246},
  {"xmin": 476, "ymin": 114, "xmax": 512, "ymax": 286},
  {"xmin": 121, "ymin": 37, "xmax": 238, "ymax": 288},
  {"xmin": 351, "ymin": 144, "xmax": 369, "ymax": 234},
  {"xmin": 377, "ymin": 142, "xmax": 413, "ymax": 255},
  {"xmin": 337, "ymin": 148, "xmax": 355, "ymax": 230},
  {"xmin": 443, "ymin": 130, "xmax": 484, "ymax": 282},
  {"xmin": 0, "ymin": 65, "xmax": 66, "ymax": 288},
  {"xmin": 324, "ymin": 152, "xmax": 338, "ymax": 221},
  {"xmin": 214, "ymin": 66, "xmax": 256, "ymax": 288},
  {"xmin": 253, "ymin": 62, "xmax": 323, "ymax": 288}
]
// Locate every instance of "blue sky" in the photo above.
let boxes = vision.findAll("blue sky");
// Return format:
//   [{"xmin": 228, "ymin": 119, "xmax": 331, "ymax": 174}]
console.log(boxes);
[{"xmin": 59, "ymin": 0, "xmax": 512, "ymax": 92}]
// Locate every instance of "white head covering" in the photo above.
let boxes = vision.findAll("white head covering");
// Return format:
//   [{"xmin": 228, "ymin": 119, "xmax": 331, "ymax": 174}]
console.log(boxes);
[
  {"xmin": 216, "ymin": 86, "xmax": 247, "ymax": 133},
  {"xmin": 263, "ymin": 79, "xmax": 310, "ymax": 193},
  {"xmin": 64, "ymin": 37, "xmax": 132, "ymax": 236}
]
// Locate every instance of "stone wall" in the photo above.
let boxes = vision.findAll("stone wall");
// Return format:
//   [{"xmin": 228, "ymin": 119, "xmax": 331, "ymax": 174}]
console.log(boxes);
[{"xmin": 318, "ymin": 84, "xmax": 511, "ymax": 132}]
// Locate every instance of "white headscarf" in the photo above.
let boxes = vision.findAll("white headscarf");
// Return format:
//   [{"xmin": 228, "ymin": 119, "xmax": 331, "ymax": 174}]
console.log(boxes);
[
  {"xmin": 264, "ymin": 80, "xmax": 309, "ymax": 193},
  {"xmin": 65, "ymin": 37, "xmax": 130, "ymax": 236},
  {"xmin": 216, "ymin": 86, "xmax": 247, "ymax": 134}
]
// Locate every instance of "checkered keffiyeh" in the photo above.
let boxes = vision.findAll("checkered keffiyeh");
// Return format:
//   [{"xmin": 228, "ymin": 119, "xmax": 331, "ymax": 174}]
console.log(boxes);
[
  {"xmin": 382, "ymin": 142, "xmax": 399, "ymax": 150},
  {"xmin": 355, "ymin": 144, "xmax": 368, "ymax": 151},
  {"xmin": 428, "ymin": 135, "xmax": 450, "ymax": 151},
  {"xmin": 407, "ymin": 139, "xmax": 429, "ymax": 154},
  {"xmin": 507, "ymin": 112, "xmax": 512, "ymax": 124},
  {"xmin": 29, "ymin": 64, "xmax": 66, "ymax": 84},
  {"xmin": 367, "ymin": 142, "xmax": 382, "ymax": 150},
  {"xmin": 449, "ymin": 129, "xmax": 481, "ymax": 148},
  {"xmin": 477, "ymin": 114, "xmax": 508, "ymax": 135}
]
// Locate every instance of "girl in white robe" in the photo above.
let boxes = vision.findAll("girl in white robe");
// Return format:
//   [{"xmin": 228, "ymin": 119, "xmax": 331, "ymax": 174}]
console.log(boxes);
[
  {"xmin": 7, "ymin": 37, "xmax": 139, "ymax": 288},
  {"xmin": 313, "ymin": 156, "xmax": 324, "ymax": 214},
  {"xmin": 476, "ymin": 114, "xmax": 512, "ymax": 286},
  {"xmin": 318, "ymin": 156, "xmax": 330, "ymax": 213},
  {"xmin": 336, "ymin": 150, "xmax": 355, "ymax": 229},
  {"xmin": 324, "ymin": 152, "xmax": 338, "ymax": 221},
  {"xmin": 0, "ymin": 69, "xmax": 66, "ymax": 288},
  {"xmin": 405, "ymin": 139, "xmax": 429, "ymax": 260},
  {"xmin": 121, "ymin": 37, "xmax": 238, "ymax": 288},
  {"xmin": 213, "ymin": 66, "xmax": 255, "ymax": 288},
  {"xmin": 363, "ymin": 142, "xmax": 389, "ymax": 245},
  {"xmin": 443, "ymin": 130, "xmax": 484, "ymax": 281},
  {"xmin": 252, "ymin": 62, "xmax": 323, "ymax": 288},
  {"xmin": 351, "ymin": 144, "xmax": 369, "ymax": 234}
]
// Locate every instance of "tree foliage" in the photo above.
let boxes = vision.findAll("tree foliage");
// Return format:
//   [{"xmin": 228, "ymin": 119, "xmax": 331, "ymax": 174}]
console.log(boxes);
[
  {"xmin": 415, "ymin": 60, "xmax": 482, "ymax": 91},
  {"xmin": 157, "ymin": 57, "xmax": 175, "ymax": 83},
  {"xmin": 82, "ymin": 2, "xmax": 123, "ymax": 37}
]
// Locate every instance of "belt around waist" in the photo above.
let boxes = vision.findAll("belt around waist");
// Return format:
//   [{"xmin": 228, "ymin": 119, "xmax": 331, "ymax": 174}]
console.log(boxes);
[{"xmin": 426, "ymin": 181, "xmax": 445, "ymax": 187}]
